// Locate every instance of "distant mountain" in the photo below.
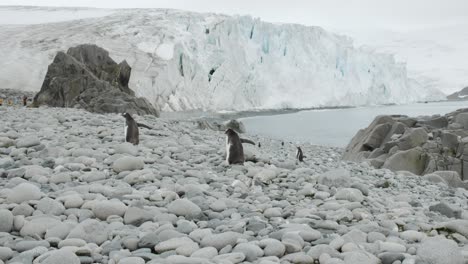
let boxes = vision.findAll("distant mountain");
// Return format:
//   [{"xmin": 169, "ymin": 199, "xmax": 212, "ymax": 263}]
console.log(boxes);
[
  {"xmin": 447, "ymin": 86, "xmax": 468, "ymax": 100},
  {"xmin": 0, "ymin": 6, "xmax": 445, "ymax": 112}
]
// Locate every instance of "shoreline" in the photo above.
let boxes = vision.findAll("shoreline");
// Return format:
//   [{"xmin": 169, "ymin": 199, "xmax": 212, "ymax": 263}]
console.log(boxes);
[
  {"xmin": 160, "ymin": 106, "xmax": 357, "ymax": 126},
  {"xmin": 161, "ymin": 99, "xmax": 454, "ymax": 122}
]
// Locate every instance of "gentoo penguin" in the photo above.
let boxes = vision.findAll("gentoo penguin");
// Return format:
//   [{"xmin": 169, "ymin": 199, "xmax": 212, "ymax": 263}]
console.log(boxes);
[
  {"xmin": 122, "ymin": 112, "xmax": 139, "ymax": 145},
  {"xmin": 296, "ymin": 146, "xmax": 304, "ymax": 162},
  {"xmin": 225, "ymin": 128, "xmax": 244, "ymax": 165}
]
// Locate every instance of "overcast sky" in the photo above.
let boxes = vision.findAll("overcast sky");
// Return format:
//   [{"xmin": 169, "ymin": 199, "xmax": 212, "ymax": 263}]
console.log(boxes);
[{"xmin": 1, "ymin": 0, "xmax": 468, "ymax": 31}]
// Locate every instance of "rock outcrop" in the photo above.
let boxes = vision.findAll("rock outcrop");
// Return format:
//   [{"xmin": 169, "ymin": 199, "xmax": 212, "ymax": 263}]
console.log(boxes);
[
  {"xmin": 197, "ymin": 119, "xmax": 246, "ymax": 133},
  {"xmin": 447, "ymin": 86, "xmax": 468, "ymax": 101},
  {"xmin": 343, "ymin": 108, "xmax": 468, "ymax": 184},
  {"xmin": 33, "ymin": 44, "xmax": 159, "ymax": 116}
]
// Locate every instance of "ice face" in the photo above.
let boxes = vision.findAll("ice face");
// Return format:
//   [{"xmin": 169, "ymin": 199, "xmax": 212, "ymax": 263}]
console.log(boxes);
[{"xmin": 0, "ymin": 7, "xmax": 444, "ymax": 112}]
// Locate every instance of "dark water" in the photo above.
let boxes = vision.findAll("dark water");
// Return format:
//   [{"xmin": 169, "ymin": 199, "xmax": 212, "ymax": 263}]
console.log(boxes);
[{"xmin": 241, "ymin": 101, "xmax": 468, "ymax": 147}]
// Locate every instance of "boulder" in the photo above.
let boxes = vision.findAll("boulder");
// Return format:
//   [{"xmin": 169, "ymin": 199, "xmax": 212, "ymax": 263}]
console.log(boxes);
[
  {"xmin": 432, "ymin": 171, "xmax": 468, "ymax": 189},
  {"xmin": 33, "ymin": 44, "xmax": 159, "ymax": 116},
  {"xmin": 317, "ymin": 168, "xmax": 352, "ymax": 188},
  {"xmin": 0, "ymin": 210, "xmax": 13, "ymax": 232},
  {"xmin": 455, "ymin": 112, "xmax": 468, "ymax": 129},
  {"xmin": 112, "ymin": 156, "xmax": 145, "ymax": 172},
  {"xmin": 67, "ymin": 219, "xmax": 109, "ymax": 245},
  {"xmin": 395, "ymin": 127, "xmax": 428, "ymax": 150},
  {"xmin": 92, "ymin": 200, "xmax": 127, "ymax": 220},
  {"xmin": 7, "ymin": 183, "xmax": 43, "ymax": 203},
  {"xmin": 382, "ymin": 148, "xmax": 428, "ymax": 175},
  {"xmin": 42, "ymin": 249, "xmax": 80, "ymax": 264},
  {"xmin": 417, "ymin": 237, "xmax": 463, "ymax": 264},
  {"xmin": 441, "ymin": 131, "xmax": 459, "ymax": 151},
  {"xmin": 342, "ymin": 110, "xmax": 468, "ymax": 180},
  {"xmin": 429, "ymin": 202, "xmax": 462, "ymax": 219},
  {"xmin": 167, "ymin": 199, "xmax": 202, "ymax": 218},
  {"xmin": 343, "ymin": 115, "xmax": 396, "ymax": 161},
  {"xmin": 418, "ymin": 116, "xmax": 448, "ymax": 129}
]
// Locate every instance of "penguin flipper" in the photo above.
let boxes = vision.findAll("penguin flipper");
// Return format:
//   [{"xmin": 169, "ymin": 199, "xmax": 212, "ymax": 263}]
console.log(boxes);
[
  {"xmin": 240, "ymin": 138, "xmax": 255, "ymax": 145},
  {"xmin": 137, "ymin": 123, "xmax": 152, "ymax": 129}
]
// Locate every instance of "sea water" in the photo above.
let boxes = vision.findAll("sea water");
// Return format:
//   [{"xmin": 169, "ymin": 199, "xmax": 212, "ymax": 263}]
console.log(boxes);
[{"xmin": 240, "ymin": 101, "xmax": 468, "ymax": 147}]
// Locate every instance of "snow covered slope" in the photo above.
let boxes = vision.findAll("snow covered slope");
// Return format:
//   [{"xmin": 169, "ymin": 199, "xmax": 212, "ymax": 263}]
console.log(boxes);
[
  {"xmin": 0, "ymin": 6, "xmax": 443, "ymax": 112},
  {"xmin": 338, "ymin": 25, "xmax": 468, "ymax": 95}
]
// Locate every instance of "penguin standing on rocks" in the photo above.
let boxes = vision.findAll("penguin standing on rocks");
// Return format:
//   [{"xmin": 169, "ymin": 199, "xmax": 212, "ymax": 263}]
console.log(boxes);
[
  {"xmin": 225, "ymin": 128, "xmax": 245, "ymax": 165},
  {"xmin": 122, "ymin": 112, "xmax": 152, "ymax": 145},
  {"xmin": 296, "ymin": 146, "xmax": 304, "ymax": 162}
]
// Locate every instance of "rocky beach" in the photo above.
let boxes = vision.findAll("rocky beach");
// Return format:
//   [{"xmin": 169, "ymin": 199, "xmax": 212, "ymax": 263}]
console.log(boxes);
[{"xmin": 0, "ymin": 105, "xmax": 467, "ymax": 264}]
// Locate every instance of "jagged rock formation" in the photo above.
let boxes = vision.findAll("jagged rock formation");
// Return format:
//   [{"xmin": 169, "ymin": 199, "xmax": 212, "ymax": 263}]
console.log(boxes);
[
  {"xmin": 343, "ymin": 108, "xmax": 468, "ymax": 185},
  {"xmin": 33, "ymin": 44, "xmax": 159, "ymax": 116},
  {"xmin": 447, "ymin": 87, "xmax": 468, "ymax": 101}
]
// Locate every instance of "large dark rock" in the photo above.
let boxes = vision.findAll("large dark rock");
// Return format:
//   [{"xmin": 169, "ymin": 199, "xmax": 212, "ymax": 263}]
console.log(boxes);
[
  {"xmin": 33, "ymin": 44, "xmax": 159, "ymax": 116},
  {"xmin": 343, "ymin": 109, "xmax": 468, "ymax": 186}
]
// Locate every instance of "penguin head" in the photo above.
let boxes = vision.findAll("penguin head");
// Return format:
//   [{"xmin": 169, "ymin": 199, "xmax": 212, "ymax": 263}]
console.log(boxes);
[
  {"xmin": 225, "ymin": 128, "xmax": 236, "ymax": 135},
  {"xmin": 122, "ymin": 112, "xmax": 131, "ymax": 119}
]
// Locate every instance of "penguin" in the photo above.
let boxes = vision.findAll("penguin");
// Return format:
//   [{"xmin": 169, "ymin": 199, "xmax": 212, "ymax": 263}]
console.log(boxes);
[
  {"xmin": 281, "ymin": 141, "xmax": 284, "ymax": 147},
  {"xmin": 122, "ymin": 112, "xmax": 139, "ymax": 145},
  {"xmin": 258, "ymin": 142, "xmax": 261, "ymax": 148},
  {"xmin": 122, "ymin": 113, "xmax": 152, "ymax": 145},
  {"xmin": 296, "ymin": 146, "xmax": 304, "ymax": 162},
  {"xmin": 225, "ymin": 128, "xmax": 244, "ymax": 165}
]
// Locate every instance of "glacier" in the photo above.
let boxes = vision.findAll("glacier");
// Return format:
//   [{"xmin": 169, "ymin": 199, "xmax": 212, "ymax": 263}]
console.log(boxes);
[{"xmin": 0, "ymin": 6, "xmax": 444, "ymax": 112}]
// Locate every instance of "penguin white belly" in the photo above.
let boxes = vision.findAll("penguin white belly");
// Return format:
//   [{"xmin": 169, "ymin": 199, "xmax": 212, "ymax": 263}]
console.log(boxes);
[
  {"xmin": 124, "ymin": 124, "xmax": 128, "ymax": 142},
  {"xmin": 226, "ymin": 137, "xmax": 231, "ymax": 163}
]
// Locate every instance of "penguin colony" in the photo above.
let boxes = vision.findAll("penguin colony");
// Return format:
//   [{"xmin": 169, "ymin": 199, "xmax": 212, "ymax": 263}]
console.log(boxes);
[{"xmin": 122, "ymin": 113, "xmax": 304, "ymax": 165}]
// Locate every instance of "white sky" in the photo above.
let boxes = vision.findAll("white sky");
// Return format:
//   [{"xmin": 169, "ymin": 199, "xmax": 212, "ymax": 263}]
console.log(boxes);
[{"xmin": 1, "ymin": 0, "xmax": 467, "ymax": 31}]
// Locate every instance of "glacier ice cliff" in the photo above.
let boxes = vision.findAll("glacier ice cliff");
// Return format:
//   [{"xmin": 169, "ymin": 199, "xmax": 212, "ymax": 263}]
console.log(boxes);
[{"xmin": 0, "ymin": 7, "xmax": 444, "ymax": 112}]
